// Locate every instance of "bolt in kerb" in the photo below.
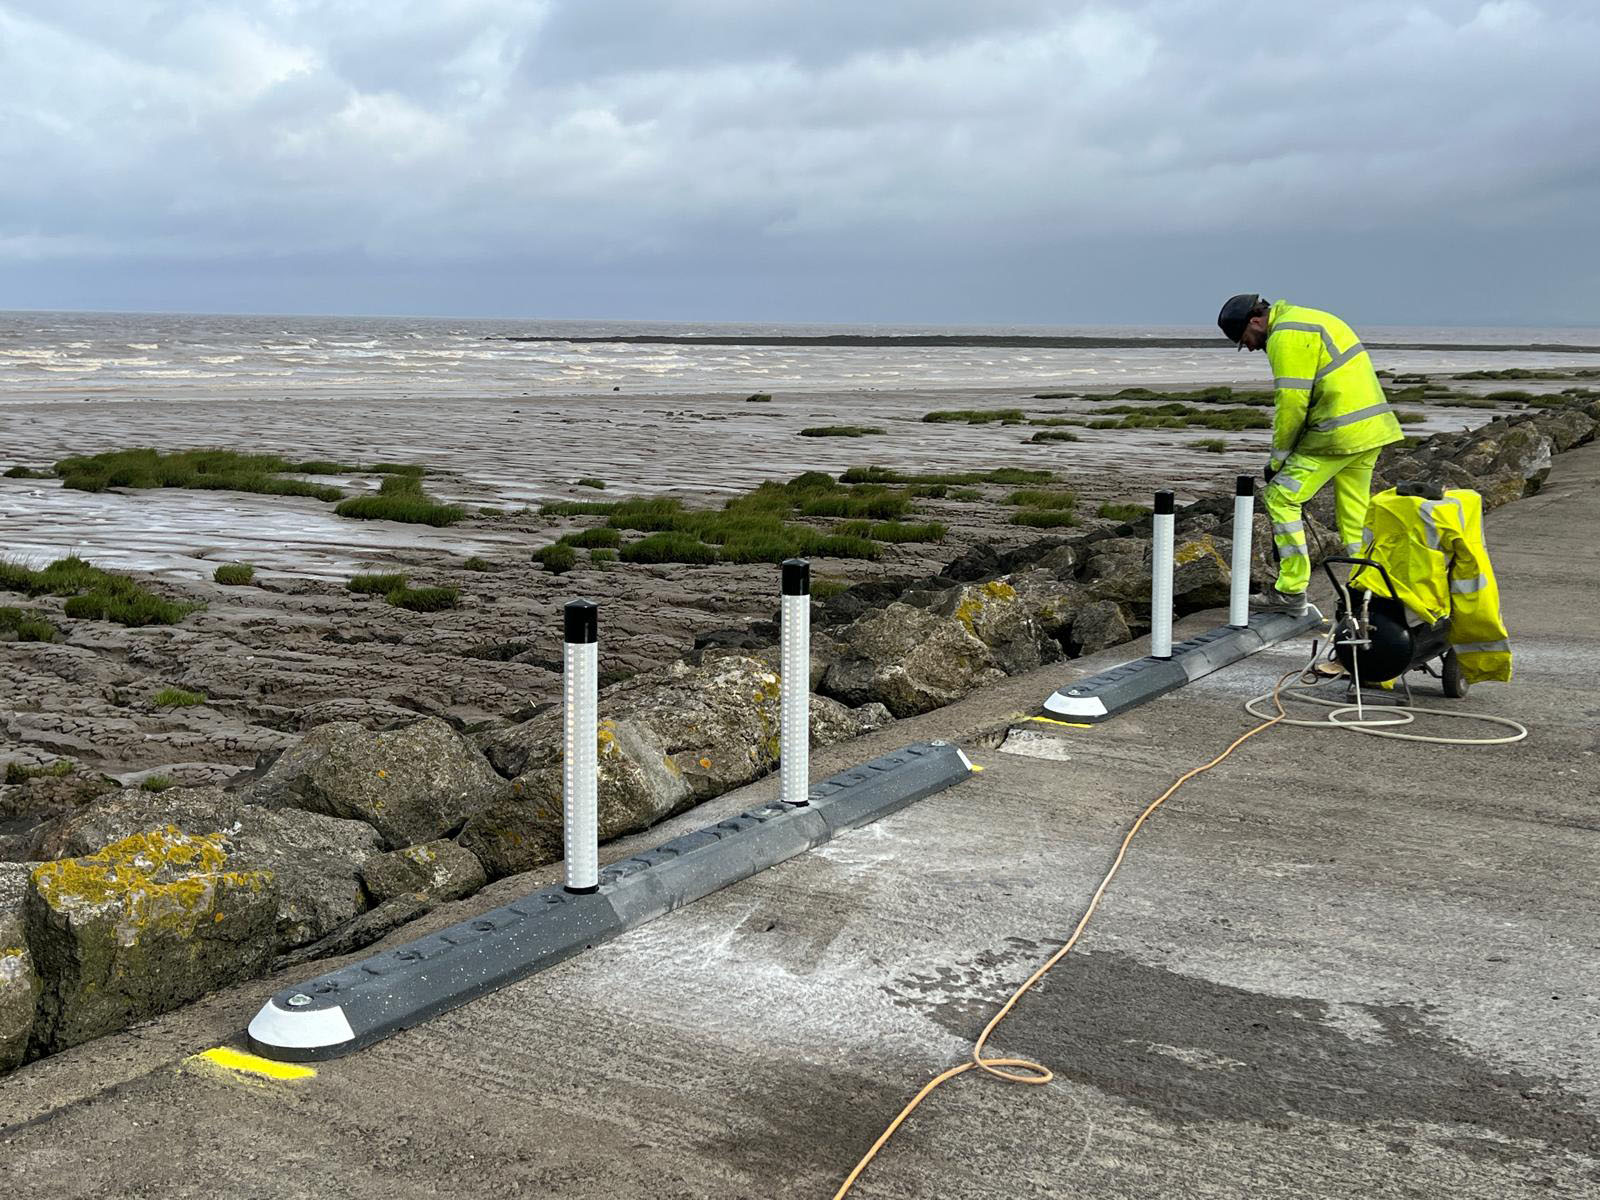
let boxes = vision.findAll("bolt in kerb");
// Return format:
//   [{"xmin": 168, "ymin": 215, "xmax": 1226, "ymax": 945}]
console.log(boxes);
[
  {"xmin": 780, "ymin": 559, "xmax": 811, "ymax": 807},
  {"xmin": 1150, "ymin": 490, "xmax": 1176, "ymax": 660},
  {"xmin": 562, "ymin": 600, "xmax": 599, "ymax": 895}
]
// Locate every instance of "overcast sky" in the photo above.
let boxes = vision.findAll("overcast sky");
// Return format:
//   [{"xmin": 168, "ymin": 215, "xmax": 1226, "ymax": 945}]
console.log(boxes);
[{"xmin": 2, "ymin": 0, "xmax": 1597, "ymax": 325}]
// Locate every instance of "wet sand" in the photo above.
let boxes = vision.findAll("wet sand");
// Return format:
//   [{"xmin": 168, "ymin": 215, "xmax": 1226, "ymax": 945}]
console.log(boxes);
[{"xmin": 0, "ymin": 381, "xmax": 1496, "ymax": 572}]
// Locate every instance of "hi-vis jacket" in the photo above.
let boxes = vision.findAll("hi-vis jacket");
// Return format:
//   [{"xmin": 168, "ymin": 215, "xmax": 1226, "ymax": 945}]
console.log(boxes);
[
  {"xmin": 1351, "ymin": 487, "xmax": 1512, "ymax": 683},
  {"xmin": 1266, "ymin": 300, "xmax": 1404, "ymax": 471}
]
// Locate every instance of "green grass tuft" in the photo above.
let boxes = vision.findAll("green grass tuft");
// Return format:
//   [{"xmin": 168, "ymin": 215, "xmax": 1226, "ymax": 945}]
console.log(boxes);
[
  {"xmin": 212, "ymin": 563, "xmax": 255, "ymax": 585},
  {"xmin": 335, "ymin": 492, "xmax": 467, "ymax": 526},
  {"xmin": 1007, "ymin": 490, "xmax": 1077, "ymax": 511},
  {"xmin": 1196, "ymin": 438, "xmax": 1228, "ymax": 453},
  {"xmin": 6, "ymin": 759, "xmax": 75, "ymax": 784},
  {"xmin": 140, "ymin": 776, "xmax": 175, "ymax": 793},
  {"xmin": 1098, "ymin": 502, "xmax": 1152, "ymax": 523},
  {"xmin": 589, "ymin": 547, "xmax": 617, "ymax": 563},
  {"xmin": 385, "ymin": 585, "xmax": 460, "ymax": 612},
  {"xmin": 558, "ymin": 527, "xmax": 622, "ymax": 549},
  {"xmin": 347, "ymin": 572, "xmax": 407, "ymax": 594},
  {"xmin": 1453, "ymin": 368, "xmax": 1600, "ymax": 381},
  {"xmin": 0, "ymin": 605, "xmax": 58, "ymax": 641},
  {"xmin": 463, "ymin": 556, "xmax": 494, "ymax": 572},
  {"xmin": 0, "ymin": 556, "xmax": 201, "ymax": 626},
  {"xmin": 575, "ymin": 477, "xmax": 606, "ymax": 489},
  {"xmin": 534, "ymin": 544, "xmax": 578, "ymax": 574},
  {"xmin": 153, "ymin": 686, "xmax": 205, "ymax": 707},
  {"xmin": 540, "ymin": 500, "xmax": 617, "ymax": 516},
  {"xmin": 746, "ymin": 393, "xmax": 773, "ymax": 402},
  {"xmin": 4, "ymin": 465, "xmax": 54, "ymax": 478},
  {"xmin": 799, "ymin": 426, "xmax": 886, "ymax": 437},
  {"xmin": 796, "ymin": 489, "xmax": 911, "ymax": 520},
  {"xmin": 619, "ymin": 532, "xmax": 720, "ymax": 565},
  {"xmin": 55, "ymin": 448, "xmax": 350, "ymax": 501},
  {"xmin": 923, "ymin": 409, "xmax": 1027, "ymax": 425},
  {"xmin": 868, "ymin": 520, "xmax": 947, "ymax": 543},
  {"xmin": 1394, "ymin": 411, "xmax": 1427, "ymax": 425},
  {"xmin": 1009, "ymin": 510, "xmax": 1080, "ymax": 528},
  {"xmin": 1028, "ymin": 430, "xmax": 1081, "ymax": 443}
]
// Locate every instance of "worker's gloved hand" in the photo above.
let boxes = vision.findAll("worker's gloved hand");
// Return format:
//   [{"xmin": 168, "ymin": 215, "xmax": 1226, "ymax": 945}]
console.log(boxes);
[{"xmin": 1263, "ymin": 461, "xmax": 1279, "ymax": 484}]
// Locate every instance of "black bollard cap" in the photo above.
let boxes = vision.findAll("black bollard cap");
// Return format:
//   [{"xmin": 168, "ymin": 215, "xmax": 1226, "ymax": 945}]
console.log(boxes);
[
  {"xmin": 1235, "ymin": 474, "xmax": 1256, "ymax": 497},
  {"xmin": 563, "ymin": 599, "xmax": 598, "ymax": 644},
  {"xmin": 781, "ymin": 558, "xmax": 811, "ymax": 596},
  {"xmin": 1154, "ymin": 490, "xmax": 1176, "ymax": 515}
]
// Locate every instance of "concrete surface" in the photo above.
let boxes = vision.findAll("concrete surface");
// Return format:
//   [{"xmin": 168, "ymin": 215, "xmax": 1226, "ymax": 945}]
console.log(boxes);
[{"xmin": 2, "ymin": 444, "xmax": 1597, "ymax": 1199}]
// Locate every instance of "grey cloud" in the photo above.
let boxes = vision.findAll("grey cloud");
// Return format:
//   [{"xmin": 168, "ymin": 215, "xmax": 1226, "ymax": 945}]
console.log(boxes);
[{"xmin": 0, "ymin": 0, "xmax": 1597, "ymax": 322}]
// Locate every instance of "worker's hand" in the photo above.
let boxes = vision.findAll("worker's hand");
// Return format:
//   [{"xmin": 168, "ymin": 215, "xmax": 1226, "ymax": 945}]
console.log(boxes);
[{"xmin": 1263, "ymin": 461, "xmax": 1279, "ymax": 484}]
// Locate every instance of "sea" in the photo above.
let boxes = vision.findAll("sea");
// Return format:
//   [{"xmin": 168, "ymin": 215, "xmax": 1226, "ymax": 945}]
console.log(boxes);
[{"xmin": 3, "ymin": 310, "xmax": 1599, "ymax": 402}]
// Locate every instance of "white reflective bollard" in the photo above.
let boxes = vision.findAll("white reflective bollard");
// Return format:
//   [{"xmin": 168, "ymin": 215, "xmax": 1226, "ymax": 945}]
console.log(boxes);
[
  {"xmin": 1229, "ymin": 474, "xmax": 1256, "ymax": 628},
  {"xmin": 1150, "ymin": 490, "xmax": 1175, "ymax": 659},
  {"xmin": 780, "ymin": 558, "xmax": 811, "ymax": 807},
  {"xmin": 562, "ymin": 600, "xmax": 599, "ymax": 894}
]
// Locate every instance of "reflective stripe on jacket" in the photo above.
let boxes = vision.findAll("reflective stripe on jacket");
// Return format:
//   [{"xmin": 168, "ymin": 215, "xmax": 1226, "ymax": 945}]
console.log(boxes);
[
  {"xmin": 1350, "ymin": 487, "xmax": 1511, "ymax": 684},
  {"xmin": 1265, "ymin": 301, "xmax": 1403, "ymax": 468}
]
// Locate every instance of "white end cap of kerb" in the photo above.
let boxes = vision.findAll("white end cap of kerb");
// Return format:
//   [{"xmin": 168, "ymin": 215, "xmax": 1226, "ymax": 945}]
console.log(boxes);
[
  {"xmin": 248, "ymin": 998, "xmax": 356, "ymax": 1053},
  {"xmin": 1043, "ymin": 691, "xmax": 1110, "ymax": 718}
]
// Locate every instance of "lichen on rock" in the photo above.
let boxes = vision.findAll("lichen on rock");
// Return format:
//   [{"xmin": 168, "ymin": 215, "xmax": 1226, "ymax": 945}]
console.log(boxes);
[
  {"xmin": 24, "ymin": 825, "xmax": 277, "ymax": 1056},
  {"xmin": 0, "ymin": 911, "xmax": 41, "ymax": 1074}
]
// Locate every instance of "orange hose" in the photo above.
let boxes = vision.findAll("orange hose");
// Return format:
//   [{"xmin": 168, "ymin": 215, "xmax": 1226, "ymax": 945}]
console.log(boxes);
[{"xmin": 832, "ymin": 669, "xmax": 1299, "ymax": 1198}]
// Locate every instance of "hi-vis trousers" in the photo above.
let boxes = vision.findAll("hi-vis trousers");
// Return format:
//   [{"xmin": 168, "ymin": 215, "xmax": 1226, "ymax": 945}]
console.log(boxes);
[{"xmin": 1262, "ymin": 447, "xmax": 1382, "ymax": 595}]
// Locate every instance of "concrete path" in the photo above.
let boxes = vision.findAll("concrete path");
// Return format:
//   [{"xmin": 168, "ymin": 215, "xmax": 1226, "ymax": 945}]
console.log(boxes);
[{"xmin": 3, "ymin": 445, "xmax": 1597, "ymax": 1199}]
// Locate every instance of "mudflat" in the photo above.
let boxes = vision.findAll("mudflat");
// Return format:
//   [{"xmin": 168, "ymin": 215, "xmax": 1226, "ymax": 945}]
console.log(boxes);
[{"xmin": 0, "ymin": 375, "xmax": 1541, "ymax": 799}]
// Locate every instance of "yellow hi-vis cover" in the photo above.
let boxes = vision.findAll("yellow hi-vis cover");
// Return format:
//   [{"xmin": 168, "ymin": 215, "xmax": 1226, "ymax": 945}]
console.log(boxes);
[{"xmin": 1351, "ymin": 488, "xmax": 1511, "ymax": 683}]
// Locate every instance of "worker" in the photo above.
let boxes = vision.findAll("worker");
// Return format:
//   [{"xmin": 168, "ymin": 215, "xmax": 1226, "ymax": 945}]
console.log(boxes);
[{"xmin": 1216, "ymin": 294, "xmax": 1404, "ymax": 614}]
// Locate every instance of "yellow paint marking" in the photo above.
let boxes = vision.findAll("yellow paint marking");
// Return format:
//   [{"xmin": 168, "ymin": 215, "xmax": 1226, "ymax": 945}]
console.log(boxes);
[
  {"xmin": 188, "ymin": 1047, "xmax": 316, "ymax": 1082},
  {"xmin": 1023, "ymin": 716, "xmax": 1093, "ymax": 729},
  {"xmin": 967, "ymin": 763, "xmax": 985, "ymax": 773}
]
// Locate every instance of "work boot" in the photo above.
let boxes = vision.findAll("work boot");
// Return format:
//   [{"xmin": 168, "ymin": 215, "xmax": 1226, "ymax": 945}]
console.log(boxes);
[{"xmin": 1248, "ymin": 588, "xmax": 1308, "ymax": 616}]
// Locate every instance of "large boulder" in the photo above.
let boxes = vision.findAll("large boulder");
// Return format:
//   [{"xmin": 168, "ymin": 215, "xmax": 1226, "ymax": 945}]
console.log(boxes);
[
  {"xmin": 249, "ymin": 717, "xmax": 506, "ymax": 850},
  {"xmin": 1079, "ymin": 537, "xmax": 1151, "ymax": 607},
  {"xmin": 1069, "ymin": 599, "xmax": 1132, "ymax": 656},
  {"xmin": 24, "ymin": 827, "xmax": 277, "ymax": 1055},
  {"xmin": 34, "ymin": 786, "xmax": 382, "ymax": 951},
  {"xmin": 1171, "ymin": 533, "xmax": 1234, "ymax": 609},
  {"xmin": 820, "ymin": 602, "xmax": 1004, "ymax": 718},
  {"xmin": 362, "ymin": 839, "xmax": 487, "ymax": 904},
  {"xmin": 1, "ymin": 867, "xmax": 40, "ymax": 1074},
  {"xmin": 1005, "ymin": 569, "xmax": 1082, "ymax": 645},
  {"xmin": 1536, "ymin": 406, "xmax": 1597, "ymax": 453},
  {"xmin": 465, "ymin": 656, "xmax": 894, "ymax": 880},
  {"xmin": 929, "ymin": 580, "xmax": 1063, "ymax": 674},
  {"xmin": 1, "ymin": 909, "xmax": 40, "ymax": 1075},
  {"xmin": 809, "ymin": 696, "xmax": 894, "ymax": 746}
]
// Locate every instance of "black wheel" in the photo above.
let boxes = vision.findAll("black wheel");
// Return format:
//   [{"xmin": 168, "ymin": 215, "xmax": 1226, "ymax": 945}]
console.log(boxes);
[{"xmin": 1442, "ymin": 649, "xmax": 1469, "ymax": 699}]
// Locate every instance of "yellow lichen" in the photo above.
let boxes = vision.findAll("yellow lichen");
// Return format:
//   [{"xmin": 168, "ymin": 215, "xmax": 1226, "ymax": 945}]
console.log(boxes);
[
  {"xmin": 698, "ymin": 756, "xmax": 712, "ymax": 769},
  {"xmin": 28, "ymin": 826, "xmax": 270, "ymax": 946},
  {"xmin": 1175, "ymin": 534, "xmax": 1229, "ymax": 572},
  {"xmin": 401, "ymin": 843, "xmax": 439, "ymax": 866},
  {"xmin": 953, "ymin": 579, "xmax": 1019, "ymax": 633}
]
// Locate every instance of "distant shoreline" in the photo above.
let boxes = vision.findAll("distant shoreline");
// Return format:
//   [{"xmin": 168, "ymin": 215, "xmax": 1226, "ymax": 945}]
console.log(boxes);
[{"xmin": 495, "ymin": 334, "xmax": 1600, "ymax": 353}]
